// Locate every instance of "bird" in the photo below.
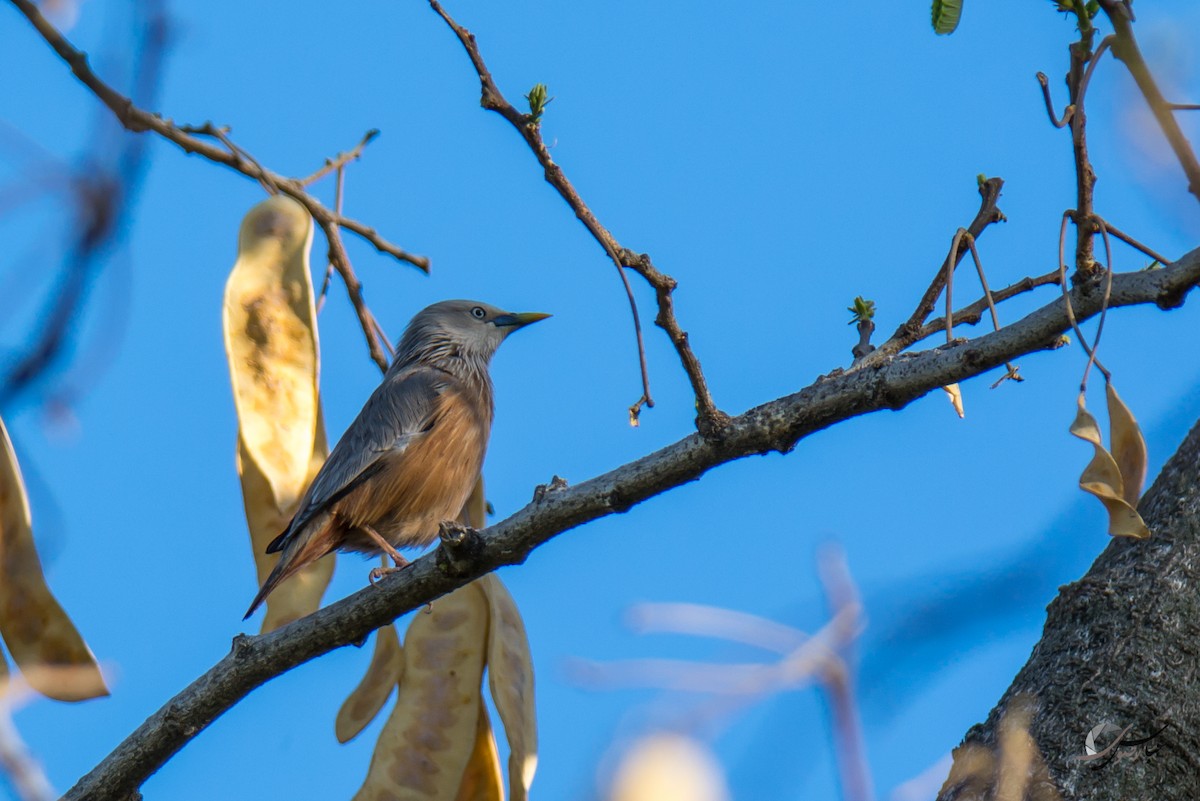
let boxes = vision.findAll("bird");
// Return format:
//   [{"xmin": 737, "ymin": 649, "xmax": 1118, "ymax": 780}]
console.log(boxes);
[{"xmin": 244, "ymin": 299, "xmax": 549, "ymax": 620}]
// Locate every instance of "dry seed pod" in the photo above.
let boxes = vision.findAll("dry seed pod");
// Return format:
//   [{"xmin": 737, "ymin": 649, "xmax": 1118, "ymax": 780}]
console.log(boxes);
[
  {"xmin": 453, "ymin": 699, "xmax": 504, "ymax": 801},
  {"xmin": 224, "ymin": 196, "xmax": 334, "ymax": 630},
  {"xmin": 336, "ymin": 624, "xmax": 405, "ymax": 744},
  {"xmin": 0, "ymin": 417, "xmax": 106, "ymax": 702},
  {"xmin": 223, "ymin": 194, "xmax": 320, "ymax": 506},
  {"xmin": 1069, "ymin": 388, "xmax": 1150, "ymax": 539},
  {"xmin": 352, "ymin": 583, "xmax": 489, "ymax": 801},
  {"xmin": 479, "ymin": 573, "xmax": 538, "ymax": 801},
  {"xmin": 1105, "ymin": 382, "xmax": 1148, "ymax": 508}
]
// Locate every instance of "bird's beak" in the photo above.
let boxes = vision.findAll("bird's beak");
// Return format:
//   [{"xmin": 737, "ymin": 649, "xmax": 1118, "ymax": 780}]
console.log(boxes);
[{"xmin": 493, "ymin": 311, "xmax": 552, "ymax": 329}]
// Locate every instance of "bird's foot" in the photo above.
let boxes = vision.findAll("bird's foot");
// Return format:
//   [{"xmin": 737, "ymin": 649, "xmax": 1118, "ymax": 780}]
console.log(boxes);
[{"xmin": 368, "ymin": 557, "xmax": 409, "ymax": 585}]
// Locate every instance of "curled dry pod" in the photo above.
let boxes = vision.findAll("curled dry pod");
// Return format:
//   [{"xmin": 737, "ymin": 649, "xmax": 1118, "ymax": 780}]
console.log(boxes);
[
  {"xmin": 224, "ymin": 195, "xmax": 333, "ymax": 630},
  {"xmin": 0, "ymin": 417, "xmax": 106, "ymax": 701},
  {"xmin": 453, "ymin": 700, "xmax": 504, "ymax": 801},
  {"xmin": 336, "ymin": 623, "xmax": 404, "ymax": 744},
  {"xmin": 352, "ymin": 582, "xmax": 489, "ymax": 801},
  {"xmin": 1069, "ymin": 386, "xmax": 1150, "ymax": 539},
  {"xmin": 479, "ymin": 573, "xmax": 538, "ymax": 801}
]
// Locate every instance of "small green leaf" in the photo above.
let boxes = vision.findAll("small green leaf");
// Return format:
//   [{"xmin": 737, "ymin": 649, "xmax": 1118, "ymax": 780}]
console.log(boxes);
[
  {"xmin": 525, "ymin": 83, "xmax": 554, "ymax": 124},
  {"xmin": 932, "ymin": 0, "xmax": 963, "ymax": 35},
  {"xmin": 847, "ymin": 296, "xmax": 876, "ymax": 325},
  {"xmin": 1085, "ymin": 0, "xmax": 1100, "ymax": 18}
]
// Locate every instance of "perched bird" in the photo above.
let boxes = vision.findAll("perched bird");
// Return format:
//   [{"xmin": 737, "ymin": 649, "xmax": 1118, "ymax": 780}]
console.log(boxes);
[{"xmin": 244, "ymin": 299, "xmax": 549, "ymax": 619}]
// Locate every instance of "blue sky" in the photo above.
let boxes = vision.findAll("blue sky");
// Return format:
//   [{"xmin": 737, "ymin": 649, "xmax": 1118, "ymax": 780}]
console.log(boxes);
[{"xmin": 2, "ymin": 1, "xmax": 1200, "ymax": 799}]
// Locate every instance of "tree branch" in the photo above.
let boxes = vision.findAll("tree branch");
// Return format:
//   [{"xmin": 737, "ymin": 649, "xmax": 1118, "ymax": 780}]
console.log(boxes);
[
  {"xmin": 64, "ymin": 247, "xmax": 1200, "ymax": 801},
  {"xmin": 1098, "ymin": 0, "xmax": 1200, "ymax": 204},
  {"xmin": 6, "ymin": 0, "xmax": 427, "ymax": 374},
  {"xmin": 426, "ymin": 0, "xmax": 726, "ymax": 433}
]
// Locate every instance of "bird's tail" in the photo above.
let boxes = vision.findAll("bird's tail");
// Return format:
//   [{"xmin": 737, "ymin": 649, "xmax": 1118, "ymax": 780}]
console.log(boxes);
[{"xmin": 244, "ymin": 518, "xmax": 338, "ymax": 620}]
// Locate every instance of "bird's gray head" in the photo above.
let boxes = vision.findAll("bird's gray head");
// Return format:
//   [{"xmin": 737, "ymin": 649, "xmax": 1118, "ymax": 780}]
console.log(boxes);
[{"xmin": 392, "ymin": 299, "xmax": 550, "ymax": 379}]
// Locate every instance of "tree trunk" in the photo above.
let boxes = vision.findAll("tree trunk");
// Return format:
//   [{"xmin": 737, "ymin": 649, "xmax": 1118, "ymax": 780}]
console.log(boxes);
[{"xmin": 938, "ymin": 416, "xmax": 1200, "ymax": 800}]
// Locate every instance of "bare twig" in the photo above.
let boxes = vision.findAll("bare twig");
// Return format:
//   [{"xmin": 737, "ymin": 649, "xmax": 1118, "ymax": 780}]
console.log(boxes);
[
  {"xmin": 1036, "ymin": 72, "xmax": 1073, "ymax": 129},
  {"xmin": 1067, "ymin": 26, "xmax": 1100, "ymax": 274},
  {"xmin": 7, "ymin": 0, "xmax": 427, "ymax": 377},
  {"xmin": 314, "ymin": 165, "xmax": 344, "ymax": 315},
  {"xmin": 300, "ymin": 129, "xmax": 380, "ymax": 187},
  {"xmin": 1057, "ymin": 214, "xmax": 1111, "ymax": 385},
  {"xmin": 62, "ymin": 247, "xmax": 1200, "ymax": 801},
  {"xmin": 1092, "ymin": 216, "xmax": 1173, "ymax": 266},
  {"xmin": 858, "ymin": 177, "xmax": 1006, "ymax": 368},
  {"xmin": 316, "ymin": 216, "xmax": 390, "ymax": 372},
  {"xmin": 915, "ymin": 270, "xmax": 1062, "ymax": 343},
  {"xmin": 959, "ymin": 235, "xmax": 1022, "ymax": 385},
  {"xmin": 425, "ymin": 0, "xmax": 732, "ymax": 433},
  {"xmin": 1098, "ymin": 0, "xmax": 1200, "ymax": 204}
]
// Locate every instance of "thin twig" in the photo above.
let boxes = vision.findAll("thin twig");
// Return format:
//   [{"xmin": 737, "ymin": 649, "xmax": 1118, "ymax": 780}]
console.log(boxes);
[
  {"xmin": 315, "ymin": 166, "xmax": 345, "ymax": 315},
  {"xmin": 1035, "ymin": 72, "xmax": 1073, "ymax": 128},
  {"xmin": 915, "ymin": 270, "xmax": 1062, "ymax": 343},
  {"xmin": 1091, "ymin": 216, "xmax": 1172, "ymax": 266},
  {"xmin": 1098, "ymin": 0, "xmax": 1200, "ymax": 203},
  {"xmin": 1080, "ymin": 222, "xmax": 1117, "ymax": 389},
  {"xmin": 1067, "ymin": 26, "xmax": 1100, "ymax": 275},
  {"xmin": 961, "ymin": 236, "xmax": 1022, "ymax": 385},
  {"xmin": 426, "ymin": 0, "xmax": 731, "ymax": 433},
  {"xmin": 300, "ymin": 129, "xmax": 380, "ymax": 186},
  {"xmin": 945, "ymin": 230, "xmax": 962, "ymax": 344},
  {"xmin": 315, "ymin": 216, "xmax": 390, "ymax": 372},
  {"xmin": 858, "ymin": 178, "xmax": 1006, "ymax": 368},
  {"xmin": 6, "ymin": 0, "xmax": 428, "ymax": 378},
  {"xmin": 180, "ymin": 123, "xmax": 277, "ymax": 193},
  {"xmin": 1057, "ymin": 214, "xmax": 1111, "ymax": 385}
]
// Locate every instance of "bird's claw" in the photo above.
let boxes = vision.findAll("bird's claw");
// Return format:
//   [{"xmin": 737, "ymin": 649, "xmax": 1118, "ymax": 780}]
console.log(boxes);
[{"xmin": 368, "ymin": 565, "xmax": 403, "ymax": 584}]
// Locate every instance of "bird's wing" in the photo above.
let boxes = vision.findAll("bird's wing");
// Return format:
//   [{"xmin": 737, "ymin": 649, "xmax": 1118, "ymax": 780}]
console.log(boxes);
[{"xmin": 268, "ymin": 367, "xmax": 449, "ymax": 552}]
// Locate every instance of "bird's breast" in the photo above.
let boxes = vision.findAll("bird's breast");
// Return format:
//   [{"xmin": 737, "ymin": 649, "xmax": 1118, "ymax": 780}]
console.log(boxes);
[{"xmin": 335, "ymin": 383, "xmax": 490, "ymax": 551}]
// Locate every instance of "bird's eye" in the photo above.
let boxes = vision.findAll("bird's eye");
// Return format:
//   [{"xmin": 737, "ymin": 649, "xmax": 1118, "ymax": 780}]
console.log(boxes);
[{"xmin": 471, "ymin": 306, "xmax": 486, "ymax": 320}]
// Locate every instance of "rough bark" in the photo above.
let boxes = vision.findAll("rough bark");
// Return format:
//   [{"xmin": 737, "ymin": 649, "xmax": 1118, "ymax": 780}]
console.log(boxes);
[{"xmin": 938, "ymin": 415, "xmax": 1200, "ymax": 800}]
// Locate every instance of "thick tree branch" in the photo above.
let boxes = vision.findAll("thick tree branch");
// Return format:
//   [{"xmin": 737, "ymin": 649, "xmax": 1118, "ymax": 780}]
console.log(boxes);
[
  {"xmin": 938, "ymin": 379, "xmax": 1200, "ymax": 800},
  {"xmin": 1098, "ymin": 0, "xmax": 1200, "ymax": 204},
  {"xmin": 64, "ymin": 247, "xmax": 1200, "ymax": 801},
  {"xmin": 426, "ymin": 0, "xmax": 726, "ymax": 433},
  {"xmin": 7, "ymin": 0, "xmax": 425, "ymax": 374}
]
